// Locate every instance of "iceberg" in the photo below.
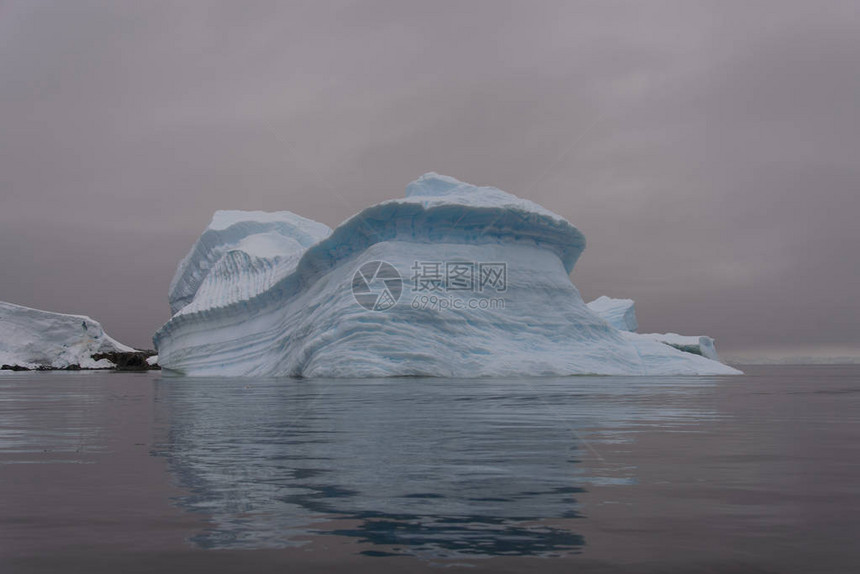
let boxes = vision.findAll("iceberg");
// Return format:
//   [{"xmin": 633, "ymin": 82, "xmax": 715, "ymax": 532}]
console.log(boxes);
[
  {"xmin": 154, "ymin": 173, "xmax": 740, "ymax": 377},
  {"xmin": 0, "ymin": 301, "xmax": 136, "ymax": 370}
]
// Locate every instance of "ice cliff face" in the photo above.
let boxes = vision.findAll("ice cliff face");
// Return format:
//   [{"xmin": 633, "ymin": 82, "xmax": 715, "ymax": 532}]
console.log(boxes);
[
  {"xmin": 0, "ymin": 301, "xmax": 135, "ymax": 370},
  {"xmin": 155, "ymin": 173, "xmax": 740, "ymax": 377}
]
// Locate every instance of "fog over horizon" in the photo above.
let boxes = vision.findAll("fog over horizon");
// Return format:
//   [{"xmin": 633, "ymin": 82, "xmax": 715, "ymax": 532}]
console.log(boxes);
[{"xmin": 1, "ymin": 1, "xmax": 858, "ymax": 360}]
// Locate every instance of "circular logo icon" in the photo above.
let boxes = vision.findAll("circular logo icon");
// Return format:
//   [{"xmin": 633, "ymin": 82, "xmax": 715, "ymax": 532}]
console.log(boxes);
[{"xmin": 351, "ymin": 261, "xmax": 402, "ymax": 311}]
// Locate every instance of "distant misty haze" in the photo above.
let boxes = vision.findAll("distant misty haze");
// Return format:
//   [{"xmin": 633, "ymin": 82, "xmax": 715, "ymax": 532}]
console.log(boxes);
[{"xmin": 1, "ymin": 1, "xmax": 858, "ymax": 360}]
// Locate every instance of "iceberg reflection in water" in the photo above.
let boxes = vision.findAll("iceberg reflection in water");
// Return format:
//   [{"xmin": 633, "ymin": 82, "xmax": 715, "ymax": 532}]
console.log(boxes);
[{"xmin": 151, "ymin": 376, "xmax": 720, "ymax": 557}]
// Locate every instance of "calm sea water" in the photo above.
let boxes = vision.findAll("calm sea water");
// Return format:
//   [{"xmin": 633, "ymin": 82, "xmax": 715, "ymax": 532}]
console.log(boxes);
[{"xmin": 1, "ymin": 365, "xmax": 858, "ymax": 573}]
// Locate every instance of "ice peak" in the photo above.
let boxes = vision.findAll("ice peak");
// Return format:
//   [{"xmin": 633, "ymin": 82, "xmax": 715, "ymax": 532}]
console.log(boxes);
[
  {"xmin": 167, "ymin": 209, "xmax": 332, "ymax": 316},
  {"xmin": 405, "ymin": 173, "xmax": 517, "ymax": 202},
  {"xmin": 208, "ymin": 210, "xmax": 320, "ymax": 232},
  {"xmin": 405, "ymin": 173, "xmax": 474, "ymax": 198},
  {"xmin": 402, "ymin": 173, "xmax": 564, "ymax": 221}
]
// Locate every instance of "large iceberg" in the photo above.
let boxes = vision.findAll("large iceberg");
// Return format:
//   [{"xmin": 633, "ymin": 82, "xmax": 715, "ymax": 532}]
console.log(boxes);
[
  {"xmin": 0, "ymin": 301, "xmax": 136, "ymax": 370},
  {"xmin": 154, "ymin": 173, "xmax": 740, "ymax": 377}
]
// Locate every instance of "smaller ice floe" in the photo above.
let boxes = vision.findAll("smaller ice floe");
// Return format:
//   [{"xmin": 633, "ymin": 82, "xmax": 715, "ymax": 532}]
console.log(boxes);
[{"xmin": 0, "ymin": 301, "xmax": 135, "ymax": 370}]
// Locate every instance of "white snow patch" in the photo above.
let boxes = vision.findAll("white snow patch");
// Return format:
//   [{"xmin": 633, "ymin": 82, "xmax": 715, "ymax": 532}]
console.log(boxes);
[{"xmin": 0, "ymin": 301, "xmax": 135, "ymax": 370}]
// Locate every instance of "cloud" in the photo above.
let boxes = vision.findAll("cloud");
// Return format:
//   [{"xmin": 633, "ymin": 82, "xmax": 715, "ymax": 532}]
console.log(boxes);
[{"xmin": 0, "ymin": 0, "xmax": 857, "ymax": 355}]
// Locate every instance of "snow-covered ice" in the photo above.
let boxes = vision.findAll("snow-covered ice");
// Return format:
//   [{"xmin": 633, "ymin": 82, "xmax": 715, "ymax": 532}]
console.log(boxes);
[
  {"xmin": 154, "ymin": 173, "xmax": 740, "ymax": 377},
  {"xmin": 0, "ymin": 301, "xmax": 135, "ymax": 370}
]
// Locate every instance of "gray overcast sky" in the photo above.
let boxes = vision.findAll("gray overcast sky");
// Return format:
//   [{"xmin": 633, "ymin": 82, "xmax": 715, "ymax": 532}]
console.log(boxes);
[{"xmin": 1, "ymin": 0, "xmax": 858, "ymax": 359}]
